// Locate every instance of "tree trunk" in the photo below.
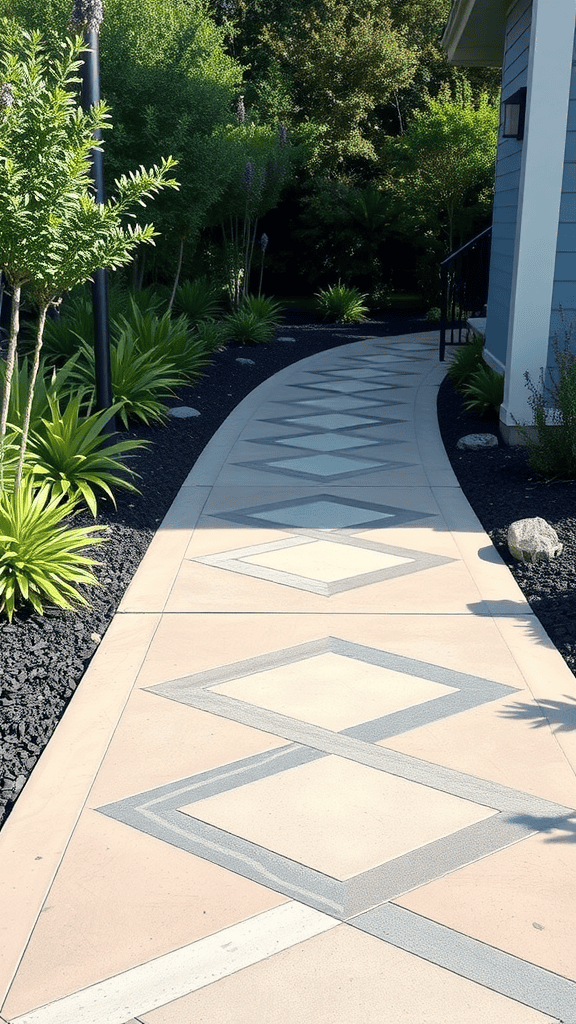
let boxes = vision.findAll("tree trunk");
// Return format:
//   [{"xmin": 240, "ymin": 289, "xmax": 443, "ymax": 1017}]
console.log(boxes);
[
  {"xmin": 168, "ymin": 237, "xmax": 185, "ymax": 313},
  {"xmin": 15, "ymin": 303, "xmax": 48, "ymax": 494},
  {"xmin": 1, "ymin": 283, "xmax": 21, "ymax": 441}
]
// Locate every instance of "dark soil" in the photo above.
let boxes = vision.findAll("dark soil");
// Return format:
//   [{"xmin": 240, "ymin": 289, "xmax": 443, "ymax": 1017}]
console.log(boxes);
[{"xmin": 2, "ymin": 316, "xmax": 575, "ymax": 831}]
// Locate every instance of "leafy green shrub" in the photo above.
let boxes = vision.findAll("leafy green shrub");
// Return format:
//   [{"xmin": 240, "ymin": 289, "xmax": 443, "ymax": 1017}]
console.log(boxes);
[
  {"xmin": 172, "ymin": 277, "xmax": 222, "ymax": 325},
  {"xmin": 446, "ymin": 335, "xmax": 485, "ymax": 393},
  {"xmin": 73, "ymin": 335, "xmax": 184, "ymax": 427},
  {"xmin": 462, "ymin": 363, "xmax": 504, "ymax": 416},
  {"xmin": 26, "ymin": 395, "xmax": 147, "ymax": 516},
  {"xmin": 241, "ymin": 294, "xmax": 284, "ymax": 332},
  {"xmin": 519, "ymin": 331, "xmax": 576, "ymax": 478},
  {"xmin": 314, "ymin": 283, "xmax": 369, "ymax": 323},
  {"xmin": 115, "ymin": 303, "xmax": 210, "ymax": 383},
  {"xmin": 222, "ymin": 308, "xmax": 274, "ymax": 345},
  {"xmin": 194, "ymin": 319, "xmax": 227, "ymax": 353},
  {"xmin": 0, "ymin": 356, "xmax": 77, "ymax": 434},
  {"xmin": 0, "ymin": 478, "xmax": 106, "ymax": 620}
]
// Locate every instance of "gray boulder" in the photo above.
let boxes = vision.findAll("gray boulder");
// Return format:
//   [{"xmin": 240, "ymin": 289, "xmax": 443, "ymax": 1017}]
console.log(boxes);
[{"xmin": 507, "ymin": 517, "xmax": 563, "ymax": 563}]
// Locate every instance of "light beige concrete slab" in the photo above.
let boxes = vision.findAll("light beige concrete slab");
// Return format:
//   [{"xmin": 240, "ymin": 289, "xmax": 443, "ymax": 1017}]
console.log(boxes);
[
  {"xmin": 432, "ymin": 486, "xmax": 533, "ymax": 612},
  {"xmin": 184, "ymin": 754, "xmax": 496, "ymax": 880},
  {"xmin": 134, "ymin": 613, "xmax": 529, "ymax": 701},
  {"xmin": 212, "ymin": 652, "xmax": 457, "ymax": 730},
  {"xmin": 396, "ymin": 827, "xmax": 576, "ymax": 980},
  {"xmin": 118, "ymin": 487, "xmax": 210, "ymax": 613},
  {"xmin": 88, "ymin": 691, "xmax": 288, "ymax": 806},
  {"xmin": 2, "ymin": 810, "xmax": 287, "ymax": 1021},
  {"xmin": 0, "ymin": 613, "xmax": 160, "ymax": 1011},
  {"xmin": 7, "ymin": 905, "xmax": 338, "ymax": 1024},
  {"xmin": 382, "ymin": 689, "xmax": 576, "ymax": 806},
  {"xmin": 163, "ymin": 554, "xmax": 480, "ymax": 615},
  {"xmin": 140, "ymin": 922, "xmax": 555, "ymax": 1024},
  {"xmin": 494, "ymin": 615, "xmax": 576, "ymax": 775}
]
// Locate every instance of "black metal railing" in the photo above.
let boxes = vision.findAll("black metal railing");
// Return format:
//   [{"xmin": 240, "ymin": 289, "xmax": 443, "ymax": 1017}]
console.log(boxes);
[{"xmin": 439, "ymin": 225, "xmax": 492, "ymax": 361}]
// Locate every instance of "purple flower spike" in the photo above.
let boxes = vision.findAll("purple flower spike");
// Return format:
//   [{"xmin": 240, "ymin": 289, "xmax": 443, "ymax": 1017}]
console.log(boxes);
[
  {"xmin": 260, "ymin": 233, "xmax": 269, "ymax": 251},
  {"xmin": 278, "ymin": 123, "xmax": 287, "ymax": 148},
  {"xmin": 71, "ymin": 0, "xmax": 104, "ymax": 32},
  {"xmin": 243, "ymin": 161, "xmax": 254, "ymax": 188}
]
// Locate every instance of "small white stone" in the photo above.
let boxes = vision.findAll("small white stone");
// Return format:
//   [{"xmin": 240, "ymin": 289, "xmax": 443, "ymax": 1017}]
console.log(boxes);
[
  {"xmin": 168, "ymin": 406, "xmax": 201, "ymax": 418},
  {"xmin": 507, "ymin": 517, "xmax": 563, "ymax": 563},
  {"xmin": 236, "ymin": 357, "xmax": 255, "ymax": 365},
  {"xmin": 90, "ymin": 632, "xmax": 101, "ymax": 644},
  {"xmin": 278, "ymin": 336, "xmax": 296, "ymax": 343},
  {"xmin": 456, "ymin": 433, "xmax": 498, "ymax": 450}
]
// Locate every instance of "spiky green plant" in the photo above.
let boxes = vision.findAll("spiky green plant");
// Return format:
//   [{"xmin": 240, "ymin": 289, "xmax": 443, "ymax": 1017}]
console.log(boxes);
[
  {"xmin": 222, "ymin": 308, "xmax": 274, "ymax": 345},
  {"xmin": 26, "ymin": 395, "xmax": 147, "ymax": 515},
  {"xmin": 314, "ymin": 283, "xmax": 369, "ymax": 323},
  {"xmin": 193, "ymin": 318, "xmax": 227, "ymax": 353},
  {"xmin": 114, "ymin": 302, "xmax": 211, "ymax": 383},
  {"xmin": 241, "ymin": 293, "xmax": 284, "ymax": 332},
  {"xmin": 73, "ymin": 334, "xmax": 184, "ymax": 426},
  {"xmin": 0, "ymin": 477, "xmax": 106, "ymax": 620},
  {"xmin": 172, "ymin": 277, "xmax": 222, "ymax": 325},
  {"xmin": 446, "ymin": 334, "xmax": 485, "ymax": 393},
  {"xmin": 462, "ymin": 363, "xmax": 504, "ymax": 416}
]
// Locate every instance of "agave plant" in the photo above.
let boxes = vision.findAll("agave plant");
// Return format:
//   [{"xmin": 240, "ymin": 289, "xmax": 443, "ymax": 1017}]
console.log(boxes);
[
  {"xmin": 26, "ymin": 394, "xmax": 147, "ymax": 515},
  {"xmin": 0, "ymin": 477, "xmax": 106, "ymax": 620},
  {"xmin": 314, "ymin": 283, "xmax": 369, "ymax": 323}
]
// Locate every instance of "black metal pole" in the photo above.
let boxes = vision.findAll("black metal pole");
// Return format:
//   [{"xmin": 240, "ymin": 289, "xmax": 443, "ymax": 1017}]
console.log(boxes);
[{"xmin": 74, "ymin": 5, "xmax": 115, "ymax": 428}]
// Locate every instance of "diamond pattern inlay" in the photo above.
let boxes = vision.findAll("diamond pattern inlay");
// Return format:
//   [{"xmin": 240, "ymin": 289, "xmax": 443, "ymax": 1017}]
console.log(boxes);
[
  {"xmin": 206, "ymin": 494, "xmax": 436, "ymax": 533},
  {"xmin": 99, "ymin": 638, "xmax": 574, "ymax": 922},
  {"xmin": 191, "ymin": 534, "xmax": 453, "ymax": 596}
]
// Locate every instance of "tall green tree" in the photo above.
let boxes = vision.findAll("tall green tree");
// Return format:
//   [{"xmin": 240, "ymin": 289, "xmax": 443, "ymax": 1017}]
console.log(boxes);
[
  {"xmin": 0, "ymin": 0, "xmax": 244, "ymax": 281},
  {"xmin": 0, "ymin": 28, "xmax": 178, "ymax": 487}
]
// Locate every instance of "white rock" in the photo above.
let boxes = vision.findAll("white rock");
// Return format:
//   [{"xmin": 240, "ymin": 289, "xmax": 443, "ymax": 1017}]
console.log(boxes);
[
  {"xmin": 236, "ymin": 357, "xmax": 255, "ymax": 365},
  {"xmin": 456, "ymin": 433, "xmax": 498, "ymax": 450},
  {"xmin": 507, "ymin": 517, "xmax": 563, "ymax": 563},
  {"xmin": 168, "ymin": 406, "xmax": 201, "ymax": 418},
  {"xmin": 278, "ymin": 336, "xmax": 296, "ymax": 343},
  {"xmin": 90, "ymin": 632, "xmax": 101, "ymax": 644}
]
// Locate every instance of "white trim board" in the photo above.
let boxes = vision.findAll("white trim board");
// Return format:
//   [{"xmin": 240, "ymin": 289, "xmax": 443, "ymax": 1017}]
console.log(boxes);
[{"xmin": 501, "ymin": 0, "xmax": 576, "ymax": 429}]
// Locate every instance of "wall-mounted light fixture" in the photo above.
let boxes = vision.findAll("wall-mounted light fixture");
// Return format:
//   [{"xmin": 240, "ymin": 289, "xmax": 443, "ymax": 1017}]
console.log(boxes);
[{"xmin": 503, "ymin": 86, "xmax": 527, "ymax": 141}]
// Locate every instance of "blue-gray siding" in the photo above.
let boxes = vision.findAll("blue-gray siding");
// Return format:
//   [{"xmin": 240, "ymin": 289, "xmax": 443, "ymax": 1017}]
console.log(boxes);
[
  {"xmin": 484, "ymin": 0, "xmax": 531, "ymax": 371},
  {"xmin": 548, "ymin": 29, "xmax": 576, "ymax": 357}
]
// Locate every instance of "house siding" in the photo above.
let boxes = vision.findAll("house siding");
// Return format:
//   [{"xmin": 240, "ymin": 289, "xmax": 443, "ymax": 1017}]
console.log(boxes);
[
  {"xmin": 549, "ymin": 28, "xmax": 576, "ymax": 353},
  {"xmin": 484, "ymin": 0, "xmax": 531, "ymax": 372}
]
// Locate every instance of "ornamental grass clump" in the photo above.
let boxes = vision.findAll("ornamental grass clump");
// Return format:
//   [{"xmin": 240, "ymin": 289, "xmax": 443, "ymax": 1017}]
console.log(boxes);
[
  {"xmin": 446, "ymin": 334, "xmax": 485, "ymax": 393},
  {"xmin": 314, "ymin": 282, "xmax": 369, "ymax": 323},
  {"xmin": 518, "ymin": 319, "xmax": 576, "ymax": 478}
]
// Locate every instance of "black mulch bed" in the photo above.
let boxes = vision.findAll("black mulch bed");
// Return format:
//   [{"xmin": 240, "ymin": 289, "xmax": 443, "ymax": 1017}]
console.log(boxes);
[{"xmin": 1, "ymin": 314, "xmax": 575, "ymax": 831}]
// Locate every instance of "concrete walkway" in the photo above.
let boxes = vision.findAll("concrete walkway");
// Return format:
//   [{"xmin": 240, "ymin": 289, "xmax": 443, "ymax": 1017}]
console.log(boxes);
[{"xmin": 1, "ymin": 330, "xmax": 576, "ymax": 1024}]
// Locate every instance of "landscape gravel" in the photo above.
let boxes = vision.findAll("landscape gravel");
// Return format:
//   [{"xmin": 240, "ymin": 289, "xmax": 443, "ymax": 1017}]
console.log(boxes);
[{"xmin": 1, "ymin": 317, "xmax": 575, "ymax": 830}]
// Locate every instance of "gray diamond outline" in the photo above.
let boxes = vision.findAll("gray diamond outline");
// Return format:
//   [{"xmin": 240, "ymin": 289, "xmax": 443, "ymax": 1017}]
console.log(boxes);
[
  {"xmin": 97, "ymin": 637, "xmax": 575, "ymax": 922},
  {"xmin": 190, "ymin": 533, "xmax": 455, "ymax": 596},
  {"xmin": 246, "ymin": 432, "xmax": 390, "ymax": 452},
  {"xmin": 203, "ymin": 493, "xmax": 437, "ymax": 536},
  {"xmin": 230, "ymin": 453, "xmax": 416, "ymax": 483},
  {"xmin": 259, "ymin": 412, "xmax": 407, "ymax": 432}
]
